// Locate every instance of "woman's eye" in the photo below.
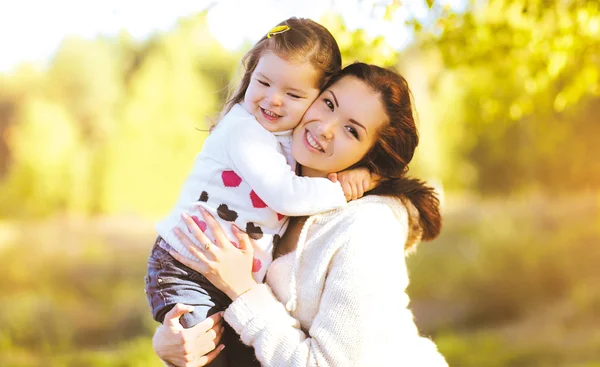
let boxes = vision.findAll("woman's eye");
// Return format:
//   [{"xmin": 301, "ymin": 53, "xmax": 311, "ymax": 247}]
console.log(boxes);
[
  {"xmin": 258, "ymin": 80, "xmax": 269, "ymax": 87},
  {"xmin": 324, "ymin": 98, "xmax": 334, "ymax": 111},
  {"xmin": 346, "ymin": 125, "xmax": 359, "ymax": 139},
  {"xmin": 288, "ymin": 93, "xmax": 301, "ymax": 99}
]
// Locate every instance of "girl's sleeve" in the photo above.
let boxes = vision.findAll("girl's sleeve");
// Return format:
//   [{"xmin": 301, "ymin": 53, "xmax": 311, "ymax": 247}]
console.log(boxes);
[
  {"xmin": 223, "ymin": 203, "xmax": 448, "ymax": 366},
  {"xmin": 225, "ymin": 121, "xmax": 346, "ymax": 216}
]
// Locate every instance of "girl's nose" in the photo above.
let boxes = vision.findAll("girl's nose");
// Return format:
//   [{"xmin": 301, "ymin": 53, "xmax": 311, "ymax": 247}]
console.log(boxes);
[{"xmin": 266, "ymin": 91, "xmax": 283, "ymax": 106}]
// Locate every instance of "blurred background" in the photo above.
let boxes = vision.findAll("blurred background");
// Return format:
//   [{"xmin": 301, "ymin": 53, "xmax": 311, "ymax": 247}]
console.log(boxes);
[{"xmin": 0, "ymin": 0, "xmax": 599, "ymax": 366}]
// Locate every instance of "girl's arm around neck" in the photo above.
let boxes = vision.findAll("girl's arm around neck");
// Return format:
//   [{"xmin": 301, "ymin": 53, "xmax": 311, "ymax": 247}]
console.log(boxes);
[{"xmin": 225, "ymin": 118, "xmax": 347, "ymax": 216}]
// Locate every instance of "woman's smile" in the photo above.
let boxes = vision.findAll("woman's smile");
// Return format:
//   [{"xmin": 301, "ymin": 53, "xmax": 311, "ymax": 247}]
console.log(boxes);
[
  {"xmin": 292, "ymin": 75, "xmax": 387, "ymax": 177},
  {"xmin": 304, "ymin": 129, "xmax": 325, "ymax": 153}
]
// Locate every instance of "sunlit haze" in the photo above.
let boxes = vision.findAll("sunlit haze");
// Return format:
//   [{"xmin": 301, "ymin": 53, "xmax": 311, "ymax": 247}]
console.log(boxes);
[{"xmin": 0, "ymin": 0, "xmax": 464, "ymax": 71}]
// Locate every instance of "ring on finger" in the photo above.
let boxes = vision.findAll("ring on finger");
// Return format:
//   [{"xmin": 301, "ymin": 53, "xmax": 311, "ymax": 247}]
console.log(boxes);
[{"xmin": 203, "ymin": 240, "xmax": 214, "ymax": 251}]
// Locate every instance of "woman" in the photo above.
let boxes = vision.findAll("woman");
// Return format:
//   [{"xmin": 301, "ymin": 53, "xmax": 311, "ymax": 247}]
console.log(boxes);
[{"xmin": 153, "ymin": 63, "xmax": 447, "ymax": 366}]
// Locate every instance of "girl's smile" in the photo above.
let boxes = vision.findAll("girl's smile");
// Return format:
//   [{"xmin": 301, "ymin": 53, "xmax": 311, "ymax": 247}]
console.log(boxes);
[{"xmin": 243, "ymin": 51, "xmax": 320, "ymax": 133}]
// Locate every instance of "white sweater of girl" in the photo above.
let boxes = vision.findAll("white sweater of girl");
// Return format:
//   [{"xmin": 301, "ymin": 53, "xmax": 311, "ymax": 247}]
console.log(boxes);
[
  {"xmin": 224, "ymin": 195, "xmax": 448, "ymax": 366},
  {"xmin": 156, "ymin": 104, "xmax": 346, "ymax": 281}
]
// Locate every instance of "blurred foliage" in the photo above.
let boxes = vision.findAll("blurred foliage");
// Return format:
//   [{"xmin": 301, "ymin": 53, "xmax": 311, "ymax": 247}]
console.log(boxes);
[
  {"xmin": 406, "ymin": 193, "xmax": 600, "ymax": 366},
  {"xmin": 1, "ymin": 2, "xmax": 598, "ymax": 217},
  {"xmin": 1, "ymin": 1, "xmax": 599, "ymax": 366},
  {"xmin": 0, "ymin": 13, "xmax": 237, "ymax": 218},
  {"xmin": 0, "ymin": 195, "xmax": 598, "ymax": 366},
  {"xmin": 0, "ymin": 11, "xmax": 403, "ymax": 218},
  {"xmin": 411, "ymin": 0, "xmax": 600, "ymax": 193},
  {"xmin": 0, "ymin": 216, "xmax": 161, "ymax": 366}
]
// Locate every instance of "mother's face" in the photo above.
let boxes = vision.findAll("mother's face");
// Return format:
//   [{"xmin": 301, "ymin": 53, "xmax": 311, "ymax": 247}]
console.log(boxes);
[{"xmin": 291, "ymin": 76, "xmax": 388, "ymax": 177}]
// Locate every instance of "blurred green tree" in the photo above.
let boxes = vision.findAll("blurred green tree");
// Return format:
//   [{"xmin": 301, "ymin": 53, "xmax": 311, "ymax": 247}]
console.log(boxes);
[
  {"xmin": 0, "ymin": 13, "xmax": 238, "ymax": 218},
  {"xmin": 417, "ymin": 0, "xmax": 600, "ymax": 193}
]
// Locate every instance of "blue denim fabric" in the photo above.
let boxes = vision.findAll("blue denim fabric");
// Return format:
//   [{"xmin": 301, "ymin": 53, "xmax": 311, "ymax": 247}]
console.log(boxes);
[
  {"xmin": 145, "ymin": 237, "xmax": 260, "ymax": 367},
  {"xmin": 145, "ymin": 237, "xmax": 230, "ymax": 326}
]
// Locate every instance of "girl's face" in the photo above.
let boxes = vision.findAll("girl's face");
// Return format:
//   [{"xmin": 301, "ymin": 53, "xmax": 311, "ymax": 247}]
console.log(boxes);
[
  {"xmin": 243, "ymin": 51, "xmax": 321, "ymax": 133},
  {"xmin": 292, "ymin": 76, "xmax": 388, "ymax": 177}
]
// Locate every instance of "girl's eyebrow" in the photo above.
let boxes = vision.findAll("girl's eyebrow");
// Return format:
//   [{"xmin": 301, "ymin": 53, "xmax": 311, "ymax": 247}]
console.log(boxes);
[
  {"xmin": 256, "ymin": 72, "xmax": 307, "ymax": 94},
  {"xmin": 256, "ymin": 72, "xmax": 271, "ymax": 81}
]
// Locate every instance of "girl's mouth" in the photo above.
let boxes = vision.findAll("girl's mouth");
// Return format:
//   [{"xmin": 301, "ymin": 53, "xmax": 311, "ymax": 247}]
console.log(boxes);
[{"xmin": 260, "ymin": 107, "xmax": 282, "ymax": 121}]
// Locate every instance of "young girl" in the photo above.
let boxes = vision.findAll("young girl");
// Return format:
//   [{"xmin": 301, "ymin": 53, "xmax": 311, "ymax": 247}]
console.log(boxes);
[
  {"xmin": 153, "ymin": 63, "xmax": 448, "ymax": 367},
  {"xmin": 145, "ymin": 17, "xmax": 373, "ymax": 349}
]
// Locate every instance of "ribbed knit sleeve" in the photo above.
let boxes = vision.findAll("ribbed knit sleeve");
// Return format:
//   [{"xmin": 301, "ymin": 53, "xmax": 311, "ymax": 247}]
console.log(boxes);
[{"xmin": 224, "ymin": 201, "xmax": 448, "ymax": 366}]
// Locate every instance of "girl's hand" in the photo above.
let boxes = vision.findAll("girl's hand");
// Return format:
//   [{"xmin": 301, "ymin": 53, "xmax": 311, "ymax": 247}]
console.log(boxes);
[
  {"xmin": 328, "ymin": 168, "xmax": 381, "ymax": 201},
  {"xmin": 169, "ymin": 208, "xmax": 258, "ymax": 301},
  {"xmin": 153, "ymin": 304, "xmax": 225, "ymax": 367}
]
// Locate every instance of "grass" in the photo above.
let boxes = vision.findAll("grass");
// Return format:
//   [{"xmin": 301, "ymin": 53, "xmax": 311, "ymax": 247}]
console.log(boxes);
[{"xmin": 0, "ymin": 193, "xmax": 599, "ymax": 366}]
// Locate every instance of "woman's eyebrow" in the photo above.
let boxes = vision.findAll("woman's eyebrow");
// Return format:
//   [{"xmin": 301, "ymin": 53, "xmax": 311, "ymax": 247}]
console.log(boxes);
[
  {"xmin": 328, "ymin": 90, "xmax": 367, "ymax": 136},
  {"xmin": 327, "ymin": 90, "xmax": 339, "ymax": 107},
  {"xmin": 350, "ymin": 119, "xmax": 367, "ymax": 136}
]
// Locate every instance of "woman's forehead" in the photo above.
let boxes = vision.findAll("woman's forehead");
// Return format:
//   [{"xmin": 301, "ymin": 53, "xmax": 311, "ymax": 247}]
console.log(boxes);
[{"xmin": 326, "ymin": 76, "xmax": 387, "ymax": 134}]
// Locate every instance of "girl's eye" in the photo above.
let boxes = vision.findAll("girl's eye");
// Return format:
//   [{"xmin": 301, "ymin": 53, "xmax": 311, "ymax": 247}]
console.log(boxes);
[
  {"xmin": 324, "ymin": 98, "xmax": 334, "ymax": 111},
  {"xmin": 288, "ymin": 93, "xmax": 301, "ymax": 99},
  {"xmin": 258, "ymin": 80, "xmax": 269, "ymax": 87},
  {"xmin": 346, "ymin": 125, "xmax": 359, "ymax": 139}
]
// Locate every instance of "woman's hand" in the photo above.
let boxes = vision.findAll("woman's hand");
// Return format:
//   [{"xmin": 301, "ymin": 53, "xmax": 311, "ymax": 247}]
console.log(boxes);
[
  {"xmin": 153, "ymin": 303, "xmax": 225, "ymax": 367},
  {"xmin": 169, "ymin": 207, "xmax": 258, "ymax": 301}
]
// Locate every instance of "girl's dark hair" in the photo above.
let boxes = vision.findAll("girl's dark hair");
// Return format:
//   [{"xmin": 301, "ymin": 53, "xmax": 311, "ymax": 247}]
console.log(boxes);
[
  {"xmin": 327, "ymin": 62, "xmax": 442, "ymax": 242},
  {"xmin": 220, "ymin": 17, "xmax": 342, "ymax": 120}
]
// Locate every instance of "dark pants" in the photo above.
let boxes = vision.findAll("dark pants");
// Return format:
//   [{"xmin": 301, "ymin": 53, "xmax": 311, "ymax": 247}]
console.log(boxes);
[{"xmin": 145, "ymin": 237, "xmax": 259, "ymax": 367}]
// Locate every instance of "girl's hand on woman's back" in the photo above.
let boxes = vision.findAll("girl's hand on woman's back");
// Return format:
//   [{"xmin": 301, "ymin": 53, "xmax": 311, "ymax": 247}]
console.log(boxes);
[{"xmin": 328, "ymin": 167, "xmax": 381, "ymax": 201}]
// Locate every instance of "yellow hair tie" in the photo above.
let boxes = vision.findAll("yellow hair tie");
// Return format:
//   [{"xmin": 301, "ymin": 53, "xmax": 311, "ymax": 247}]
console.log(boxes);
[{"xmin": 267, "ymin": 25, "xmax": 290, "ymax": 38}]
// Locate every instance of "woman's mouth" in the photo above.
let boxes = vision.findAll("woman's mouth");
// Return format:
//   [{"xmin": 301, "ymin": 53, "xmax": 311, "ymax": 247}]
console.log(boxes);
[
  {"xmin": 304, "ymin": 130, "xmax": 325, "ymax": 152},
  {"xmin": 260, "ymin": 107, "xmax": 281, "ymax": 122}
]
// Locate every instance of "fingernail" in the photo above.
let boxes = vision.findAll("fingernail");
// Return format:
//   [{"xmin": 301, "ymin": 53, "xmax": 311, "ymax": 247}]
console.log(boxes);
[
  {"xmin": 219, "ymin": 344, "xmax": 226, "ymax": 351},
  {"xmin": 181, "ymin": 212, "xmax": 189, "ymax": 219},
  {"xmin": 232, "ymin": 224, "xmax": 241, "ymax": 233},
  {"xmin": 199, "ymin": 206, "xmax": 207, "ymax": 213}
]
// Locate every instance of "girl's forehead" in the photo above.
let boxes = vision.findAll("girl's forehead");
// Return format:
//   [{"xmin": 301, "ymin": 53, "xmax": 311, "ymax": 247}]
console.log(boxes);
[{"xmin": 255, "ymin": 51, "xmax": 320, "ymax": 89}]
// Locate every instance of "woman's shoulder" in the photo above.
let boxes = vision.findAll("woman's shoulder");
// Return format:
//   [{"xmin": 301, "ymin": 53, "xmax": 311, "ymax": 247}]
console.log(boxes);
[
  {"xmin": 317, "ymin": 195, "xmax": 407, "ymax": 223},
  {"xmin": 315, "ymin": 195, "xmax": 423, "ymax": 251}
]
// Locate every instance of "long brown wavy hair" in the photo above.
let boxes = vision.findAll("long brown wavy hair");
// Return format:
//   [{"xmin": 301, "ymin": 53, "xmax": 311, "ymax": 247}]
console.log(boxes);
[{"xmin": 327, "ymin": 62, "xmax": 442, "ymax": 241}]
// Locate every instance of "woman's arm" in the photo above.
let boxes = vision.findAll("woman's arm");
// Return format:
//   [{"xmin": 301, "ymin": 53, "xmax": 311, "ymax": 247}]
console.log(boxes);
[{"xmin": 171, "ymin": 203, "xmax": 447, "ymax": 366}]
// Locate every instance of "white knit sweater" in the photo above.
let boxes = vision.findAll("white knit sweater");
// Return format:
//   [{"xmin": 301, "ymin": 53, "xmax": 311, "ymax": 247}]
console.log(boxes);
[
  {"xmin": 224, "ymin": 195, "xmax": 448, "ymax": 366},
  {"xmin": 156, "ymin": 104, "xmax": 346, "ymax": 282}
]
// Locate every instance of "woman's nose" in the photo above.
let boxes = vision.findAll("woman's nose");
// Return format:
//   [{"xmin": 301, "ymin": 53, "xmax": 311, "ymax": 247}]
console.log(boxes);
[{"xmin": 316, "ymin": 119, "xmax": 335, "ymax": 140}]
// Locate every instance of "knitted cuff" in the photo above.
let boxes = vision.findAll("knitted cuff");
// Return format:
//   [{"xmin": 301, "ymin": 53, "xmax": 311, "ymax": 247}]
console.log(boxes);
[{"xmin": 224, "ymin": 283, "xmax": 277, "ymax": 334}]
